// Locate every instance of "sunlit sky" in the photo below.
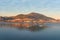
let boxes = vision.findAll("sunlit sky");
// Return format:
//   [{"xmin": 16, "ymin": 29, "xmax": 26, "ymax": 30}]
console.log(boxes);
[{"xmin": 0, "ymin": 0, "xmax": 60, "ymax": 19}]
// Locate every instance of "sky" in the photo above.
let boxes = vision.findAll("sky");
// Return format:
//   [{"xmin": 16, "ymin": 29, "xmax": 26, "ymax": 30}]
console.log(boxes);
[{"xmin": 0, "ymin": 0, "xmax": 60, "ymax": 19}]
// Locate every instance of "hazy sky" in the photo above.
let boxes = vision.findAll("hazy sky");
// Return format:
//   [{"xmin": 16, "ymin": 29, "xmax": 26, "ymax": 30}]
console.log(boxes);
[{"xmin": 0, "ymin": 0, "xmax": 60, "ymax": 19}]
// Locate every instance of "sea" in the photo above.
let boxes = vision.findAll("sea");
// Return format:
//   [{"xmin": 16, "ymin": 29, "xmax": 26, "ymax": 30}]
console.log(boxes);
[{"xmin": 0, "ymin": 22, "xmax": 60, "ymax": 40}]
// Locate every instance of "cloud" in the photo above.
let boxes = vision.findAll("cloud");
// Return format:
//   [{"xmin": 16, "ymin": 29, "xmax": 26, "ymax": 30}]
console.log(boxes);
[
  {"xmin": 21, "ymin": 0, "xmax": 31, "ymax": 3},
  {"xmin": 21, "ymin": 0, "xmax": 27, "ymax": 3}
]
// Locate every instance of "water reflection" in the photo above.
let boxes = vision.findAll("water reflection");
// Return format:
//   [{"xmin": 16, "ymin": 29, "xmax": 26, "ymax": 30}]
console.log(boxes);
[
  {"xmin": 0, "ymin": 22, "xmax": 60, "ymax": 40},
  {"xmin": 0, "ymin": 22, "xmax": 47, "ymax": 32},
  {"xmin": 27, "ymin": 26, "xmax": 46, "ymax": 32}
]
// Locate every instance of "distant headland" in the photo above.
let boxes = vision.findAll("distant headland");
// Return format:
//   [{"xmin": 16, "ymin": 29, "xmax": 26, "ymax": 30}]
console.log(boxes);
[{"xmin": 0, "ymin": 12, "xmax": 59, "ymax": 23}]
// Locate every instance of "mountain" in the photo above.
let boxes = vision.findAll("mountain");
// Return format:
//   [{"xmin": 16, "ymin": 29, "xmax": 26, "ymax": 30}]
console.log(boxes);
[
  {"xmin": 15, "ymin": 14, "xmax": 26, "ymax": 19},
  {"xmin": 0, "ymin": 12, "xmax": 56, "ymax": 22},
  {"xmin": 15, "ymin": 12, "xmax": 56, "ymax": 21}
]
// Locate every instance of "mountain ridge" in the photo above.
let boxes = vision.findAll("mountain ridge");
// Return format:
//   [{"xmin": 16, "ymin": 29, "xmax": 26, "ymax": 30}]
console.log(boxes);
[
  {"xmin": 15, "ymin": 12, "xmax": 56, "ymax": 20},
  {"xmin": 0, "ymin": 12, "xmax": 57, "ymax": 22}
]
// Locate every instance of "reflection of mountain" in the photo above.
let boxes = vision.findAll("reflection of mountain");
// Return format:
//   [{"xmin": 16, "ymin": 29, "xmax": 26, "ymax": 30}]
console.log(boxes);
[
  {"xmin": 28, "ymin": 25, "xmax": 46, "ymax": 32},
  {"xmin": 17, "ymin": 25, "xmax": 46, "ymax": 32},
  {"xmin": 0, "ymin": 22, "xmax": 46, "ymax": 32}
]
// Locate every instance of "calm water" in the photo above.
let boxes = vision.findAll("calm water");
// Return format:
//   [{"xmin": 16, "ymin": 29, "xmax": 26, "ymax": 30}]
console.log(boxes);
[{"xmin": 0, "ymin": 22, "xmax": 60, "ymax": 40}]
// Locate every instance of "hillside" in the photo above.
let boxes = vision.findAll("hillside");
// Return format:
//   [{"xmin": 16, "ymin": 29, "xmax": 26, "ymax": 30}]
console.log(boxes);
[
  {"xmin": 15, "ymin": 12, "xmax": 56, "ymax": 21},
  {"xmin": 0, "ymin": 12, "xmax": 56, "ymax": 22}
]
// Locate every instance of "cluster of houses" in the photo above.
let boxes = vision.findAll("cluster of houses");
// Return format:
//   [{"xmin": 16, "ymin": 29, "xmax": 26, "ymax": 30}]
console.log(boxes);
[
  {"xmin": 6, "ymin": 18, "xmax": 45, "ymax": 27},
  {"xmin": 0, "ymin": 16, "xmax": 59, "ymax": 27},
  {"xmin": 0, "ymin": 17, "xmax": 3, "ymax": 21}
]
